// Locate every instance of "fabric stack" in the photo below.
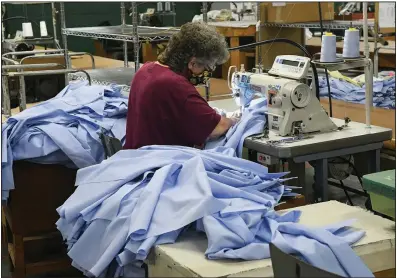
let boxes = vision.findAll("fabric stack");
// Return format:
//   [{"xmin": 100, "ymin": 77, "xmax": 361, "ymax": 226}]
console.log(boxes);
[
  {"xmin": 56, "ymin": 145, "xmax": 373, "ymax": 278},
  {"xmin": 1, "ymin": 81, "xmax": 375, "ymax": 277},
  {"xmin": 1, "ymin": 81, "xmax": 128, "ymax": 201},
  {"xmin": 319, "ymin": 71, "xmax": 396, "ymax": 109}
]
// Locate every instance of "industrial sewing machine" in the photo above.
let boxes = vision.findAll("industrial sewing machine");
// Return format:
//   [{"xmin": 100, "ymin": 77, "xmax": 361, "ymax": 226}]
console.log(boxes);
[{"xmin": 228, "ymin": 55, "xmax": 338, "ymax": 137}]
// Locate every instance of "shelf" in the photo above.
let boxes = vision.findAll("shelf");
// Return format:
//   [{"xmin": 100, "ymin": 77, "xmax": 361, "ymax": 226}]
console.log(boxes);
[
  {"xmin": 311, "ymin": 57, "xmax": 369, "ymax": 71},
  {"xmin": 62, "ymin": 25, "xmax": 179, "ymax": 42},
  {"xmin": 69, "ymin": 67, "xmax": 209, "ymax": 95},
  {"xmin": 69, "ymin": 67, "xmax": 136, "ymax": 93},
  {"xmin": 261, "ymin": 20, "xmax": 375, "ymax": 29},
  {"xmin": 3, "ymin": 38, "xmax": 55, "ymax": 47},
  {"xmin": 6, "ymin": 1, "xmax": 52, "ymax": 4}
]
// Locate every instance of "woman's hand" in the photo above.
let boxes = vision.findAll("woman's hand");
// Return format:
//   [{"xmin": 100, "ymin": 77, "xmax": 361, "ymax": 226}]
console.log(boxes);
[{"xmin": 231, "ymin": 109, "xmax": 242, "ymax": 119}]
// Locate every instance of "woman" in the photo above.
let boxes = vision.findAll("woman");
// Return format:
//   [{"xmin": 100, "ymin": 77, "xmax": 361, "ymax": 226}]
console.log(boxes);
[{"xmin": 124, "ymin": 22, "xmax": 238, "ymax": 150}]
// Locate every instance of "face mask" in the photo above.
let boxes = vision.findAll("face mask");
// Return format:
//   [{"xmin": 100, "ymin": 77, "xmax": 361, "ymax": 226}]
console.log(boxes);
[{"xmin": 188, "ymin": 70, "xmax": 212, "ymax": 86}]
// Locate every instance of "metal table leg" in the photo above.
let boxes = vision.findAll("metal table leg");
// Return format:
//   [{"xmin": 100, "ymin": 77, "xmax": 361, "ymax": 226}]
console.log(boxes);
[
  {"xmin": 2, "ymin": 76, "xmax": 11, "ymax": 117},
  {"xmin": 18, "ymin": 75, "xmax": 27, "ymax": 111},
  {"xmin": 314, "ymin": 158, "xmax": 328, "ymax": 202},
  {"xmin": 367, "ymin": 148, "xmax": 381, "ymax": 173}
]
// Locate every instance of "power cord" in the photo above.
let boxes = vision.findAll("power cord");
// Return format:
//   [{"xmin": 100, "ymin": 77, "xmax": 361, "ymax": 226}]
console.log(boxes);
[
  {"xmin": 2, "ymin": 16, "xmax": 40, "ymax": 28},
  {"xmin": 228, "ymin": 38, "xmax": 321, "ymax": 100},
  {"xmin": 318, "ymin": 2, "xmax": 333, "ymax": 117},
  {"xmin": 328, "ymin": 155, "xmax": 377, "ymax": 211},
  {"xmin": 340, "ymin": 180, "xmax": 353, "ymax": 206}
]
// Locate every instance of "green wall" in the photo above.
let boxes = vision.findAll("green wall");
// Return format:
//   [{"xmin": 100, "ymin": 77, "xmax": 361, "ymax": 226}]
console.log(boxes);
[{"xmin": 3, "ymin": 2, "xmax": 201, "ymax": 54}]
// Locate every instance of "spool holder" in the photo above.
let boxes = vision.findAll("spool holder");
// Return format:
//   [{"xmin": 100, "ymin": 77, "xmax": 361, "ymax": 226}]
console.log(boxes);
[{"xmin": 311, "ymin": 57, "xmax": 373, "ymax": 129}]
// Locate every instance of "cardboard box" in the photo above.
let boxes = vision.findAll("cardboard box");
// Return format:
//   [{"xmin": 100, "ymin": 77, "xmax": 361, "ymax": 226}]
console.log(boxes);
[{"xmin": 260, "ymin": 2, "xmax": 334, "ymax": 23}]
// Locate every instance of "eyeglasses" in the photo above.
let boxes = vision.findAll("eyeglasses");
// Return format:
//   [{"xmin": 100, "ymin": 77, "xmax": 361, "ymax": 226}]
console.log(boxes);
[{"xmin": 205, "ymin": 64, "xmax": 216, "ymax": 72}]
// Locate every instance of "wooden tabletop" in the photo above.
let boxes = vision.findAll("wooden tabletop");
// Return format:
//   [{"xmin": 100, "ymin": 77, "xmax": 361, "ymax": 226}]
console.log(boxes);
[
  {"xmin": 2, "ymin": 103, "xmax": 41, "ymax": 123},
  {"xmin": 151, "ymin": 201, "xmax": 395, "ymax": 277},
  {"xmin": 35, "ymin": 46, "xmax": 131, "ymax": 70}
]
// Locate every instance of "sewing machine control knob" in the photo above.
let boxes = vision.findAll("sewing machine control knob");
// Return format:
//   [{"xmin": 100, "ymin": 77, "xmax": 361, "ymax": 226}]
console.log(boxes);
[
  {"xmin": 290, "ymin": 84, "xmax": 311, "ymax": 108},
  {"xmin": 270, "ymin": 96, "xmax": 282, "ymax": 107}
]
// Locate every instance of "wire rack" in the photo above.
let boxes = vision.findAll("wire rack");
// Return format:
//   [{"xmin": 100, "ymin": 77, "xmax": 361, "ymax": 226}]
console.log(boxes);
[
  {"xmin": 261, "ymin": 20, "xmax": 375, "ymax": 29},
  {"xmin": 69, "ymin": 67, "xmax": 136, "ymax": 93},
  {"xmin": 69, "ymin": 67, "xmax": 210, "ymax": 97},
  {"xmin": 62, "ymin": 25, "xmax": 179, "ymax": 42},
  {"xmin": 6, "ymin": 1, "xmax": 52, "ymax": 4}
]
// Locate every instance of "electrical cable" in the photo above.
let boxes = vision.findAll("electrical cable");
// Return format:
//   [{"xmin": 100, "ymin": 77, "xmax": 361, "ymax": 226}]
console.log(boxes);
[
  {"xmin": 332, "ymin": 156, "xmax": 364, "ymax": 187},
  {"xmin": 318, "ymin": 2, "xmax": 333, "ymax": 117},
  {"xmin": 2, "ymin": 16, "xmax": 40, "ymax": 28},
  {"xmin": 228, "ymin": 38, "xmax": 321, "ymax": 100},
  {"xmin": 228, "ymin": 38, "xmax": 311, "ymax": 57},
  {"xmin": 329, "ymin": 155, "xmax": 377, "ymax": 211},
  {"xmin": 340, "ymin": 180, "xmax": 354, "ymax": 206}
]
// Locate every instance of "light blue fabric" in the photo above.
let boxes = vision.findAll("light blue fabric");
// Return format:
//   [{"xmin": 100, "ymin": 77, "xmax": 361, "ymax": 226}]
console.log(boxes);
[
  {"xmin": 205, "ymin": 98, "xmax": 267, "ymax": 157},
  {"xmin": 1, "ymin": 81, "xmax": 128, "ymax": 201},
  {"xmin": 319, "ymin": 75, "xmax": 395, "ymax": 109},
  {"xmin": 56, "ymin": 145, "xmax": 373, "ymax": 278}
]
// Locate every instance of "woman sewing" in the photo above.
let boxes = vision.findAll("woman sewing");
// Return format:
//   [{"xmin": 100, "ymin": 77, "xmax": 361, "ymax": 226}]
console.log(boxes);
[{"xmin": 124, "ymin": 22, "xmax": 238, "ymax": 149}]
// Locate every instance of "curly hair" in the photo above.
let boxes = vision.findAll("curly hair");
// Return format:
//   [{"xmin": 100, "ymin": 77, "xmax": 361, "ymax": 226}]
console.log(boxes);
[{"xmin": 158, "ymin": 22, "xmax": 230, "ymax": 73}]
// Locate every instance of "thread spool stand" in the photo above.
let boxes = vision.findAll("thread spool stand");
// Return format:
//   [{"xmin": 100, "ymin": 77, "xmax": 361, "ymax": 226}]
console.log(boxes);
[
  {"xmin": 156, "ymin": 2, "xmax": 176, "ymax": 27},
  {"xmin": 312, "ymin": 57, "xmax": 373, "ymax": 129}
]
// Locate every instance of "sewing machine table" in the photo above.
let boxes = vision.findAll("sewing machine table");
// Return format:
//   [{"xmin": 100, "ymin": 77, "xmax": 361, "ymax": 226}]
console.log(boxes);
[{"xmin": 208, "ymin": 99, "xmax": 392, "ymax": 203}]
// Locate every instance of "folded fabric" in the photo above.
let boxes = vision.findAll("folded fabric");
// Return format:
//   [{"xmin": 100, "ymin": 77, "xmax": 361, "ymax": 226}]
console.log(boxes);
[
  {"xmin": 319, "ymin": 73, "xmax": 396, "ymax": 109},
  {"xmin": 56, "ymin": 146, "xmax": 373, "ymax": 278},
  {"xmin": 1, "ymin": 81, "xmax": 128, "ymax": 201}
]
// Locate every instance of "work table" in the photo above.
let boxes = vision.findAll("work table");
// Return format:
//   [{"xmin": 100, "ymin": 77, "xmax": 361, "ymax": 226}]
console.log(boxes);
[{"xmin": 148, "ymin": 201, "xmax": 395, "ymax": 277}]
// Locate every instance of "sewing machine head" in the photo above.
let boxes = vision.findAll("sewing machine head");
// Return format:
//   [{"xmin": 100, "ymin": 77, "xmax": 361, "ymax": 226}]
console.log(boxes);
[{"xmin": 228, "ymin": 55, "xmax": 337, "ymax": 136}]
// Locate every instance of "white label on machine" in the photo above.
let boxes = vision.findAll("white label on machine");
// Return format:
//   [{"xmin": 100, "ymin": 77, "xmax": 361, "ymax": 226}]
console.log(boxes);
[
  {"xmin": 269, "ymin": 55, "xmax": 311, "ymax": 80},
  {"xmin": 271, "ymin": 123, "xmax": 279, "ymax": 131},
  {"xmin": 251, "ymin": 85, "xmax": 262, "ymax": 93}
]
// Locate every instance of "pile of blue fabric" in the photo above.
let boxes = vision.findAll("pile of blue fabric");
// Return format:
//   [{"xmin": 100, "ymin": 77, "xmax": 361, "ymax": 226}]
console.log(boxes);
[
  {"xmin": 319, "ymin": 74, "xmax": 395, "ymax": 109},
  {"xmin": 56, "ymin": 145, "xmax": 373, "ymax": 278},
  {"xmin": 1, "ymin": 81, "xmax": 128, "ymax": 201},
  {"xmin": 206, "ymin": 98, "xmax": 267, "ymax": 157}
]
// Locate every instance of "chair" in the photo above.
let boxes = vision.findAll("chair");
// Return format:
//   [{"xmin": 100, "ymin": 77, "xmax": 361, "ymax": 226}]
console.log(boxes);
[
  {"xmin": 99, "ymin": 132, "xmax": 122, "ymax": 158},
  {"xmin": 98, "ymin": 133, "xmax": 149, "ymax": 278},
  {"xmin": 270, "ymin": 243, "xmax": 342, "ymax": 278},
  {"xmin": 2, "ymin": 162, "xmax": 78, "ymax": 278}
]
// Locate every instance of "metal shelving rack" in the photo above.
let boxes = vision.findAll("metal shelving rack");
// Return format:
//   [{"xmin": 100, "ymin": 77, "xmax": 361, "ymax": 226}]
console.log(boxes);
[
  {"xmin": 1, "ymin": 2, "xmax": 60, "ymax": 49},
  {"xmin": 59, "ymin": 2, "xmax": 179, "ymax": 89},
  {"xmin": 261, "ymin": 20, "xmax": 375, "ymax": 29},
  {"xmin": 156, "ymin": 2, "xmax": 177, "ymax": 27},
  {"xmin": 260, "ymin": 18, "xmax": 394, "ymax": 75},
  {"xmin": 1, "ymin": 2, "xmax": 68, "ymax": 117},
  {"xmin": 61, "ymin": 26, "xmax": 178, "ymax": 46}
]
